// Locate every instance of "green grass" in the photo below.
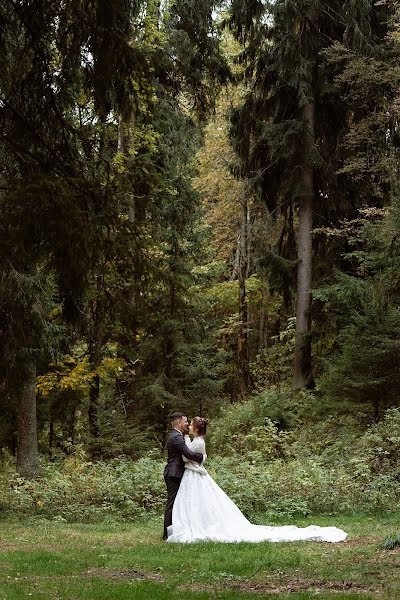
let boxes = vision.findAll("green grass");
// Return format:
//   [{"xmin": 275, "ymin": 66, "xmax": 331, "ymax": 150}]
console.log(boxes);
[{"xmin": 0, "ymin": 513, "xmax": 399, "ymax": 599}]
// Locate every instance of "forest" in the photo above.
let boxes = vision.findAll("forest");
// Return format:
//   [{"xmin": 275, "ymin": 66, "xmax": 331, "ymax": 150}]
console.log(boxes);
[{"xmin": 1, "ymin": 0, "xmax": 400, "ymax": 530}]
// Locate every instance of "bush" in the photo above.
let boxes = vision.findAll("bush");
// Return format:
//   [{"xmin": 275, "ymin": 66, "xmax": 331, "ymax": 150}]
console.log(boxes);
[
  {"xmin": 207, "ymin": 404, "xmax": 400, "ymax": 518},
  {"xmin": 208, "ymin": 451, "xmax": 399, "ymax": 519},
  {"xmin": 355, "ymin": 408, "xmax": 400, "ymax": 476},
  {"xmin": 3, "ymin": 406, "xmax": 400, "ymax": 523},
  {"xmin": 207, "ymin": 455, "xmax": 352, "ymax": 518},
  {"xmin": 0, "ymin": 453, "xmax": 165, "ymax": 522},
  {"xmin": 208, "ymin": 388, "xmax": 308, "ymax": 457},
  {"xmin": 250, "ymin": 318, "xmax": 295, "ymax": 389}
]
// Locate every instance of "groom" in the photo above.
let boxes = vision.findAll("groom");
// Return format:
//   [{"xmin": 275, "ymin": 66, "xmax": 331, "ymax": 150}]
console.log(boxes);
[{"xmin": 163, "ymin": 412, "xmax": 204, "ymax": 540}]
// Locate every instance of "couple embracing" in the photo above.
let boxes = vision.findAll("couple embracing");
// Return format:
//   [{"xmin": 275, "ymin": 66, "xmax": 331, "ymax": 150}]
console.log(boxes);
[{"xmin": 163, "ymin": 412, "xmax": 347, "ymax": 544}]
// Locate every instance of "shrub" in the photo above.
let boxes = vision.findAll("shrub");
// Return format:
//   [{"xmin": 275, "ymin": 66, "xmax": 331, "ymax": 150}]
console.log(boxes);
[
  {"xmin": 208, "ymin": 388, "xmax": 308, "ymax": 458},
  {"xmin": 355, "ymin": 408, "xmax": 400, "ymax": 476},
  {"xmin": 3, "ymin": 407, "xmax": 400, "ymax": 523},
  {"xmin": 250, "ymin": 318, "xmax": 295, "ymax": 389},
  {"xmin": 0, "ymin": 453, "xmax": 165, "ymax": 522}
]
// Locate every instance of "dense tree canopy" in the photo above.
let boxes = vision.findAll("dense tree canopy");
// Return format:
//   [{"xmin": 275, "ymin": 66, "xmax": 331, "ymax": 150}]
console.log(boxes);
[{"xmin": 0, "ymin": 0, "xmax": 399, "ymax": 478}]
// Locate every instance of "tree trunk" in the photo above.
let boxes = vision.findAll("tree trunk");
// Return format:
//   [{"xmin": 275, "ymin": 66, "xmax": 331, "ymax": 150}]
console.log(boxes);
[
  {"xmin": 88, "ymin": 276, "xmax": 104, "ymax": 453},
  {"xmin": 237, "ymin": 194, "xmax": 251, "ymax": 398},
  {"xmin": 16, "ymin": 361, "xmax": 39, "ymax": 479},
  {"xmin": 258, "ymin": 288, "xmax": 268, "ymax": 350},
  {"xmin": 48, "ymin": 418, "xmax": 54, "ymax": 455},
  {"xmin": 88, "ymin": 372, "xmax": 101, "ymax": 439},
  {"xmin": 293, "ymin": 99, "xmax": 315, "ymax": 389},
  {"xmin": 118, "ymin": 112, "xmax": 134, "ymax": 155}
]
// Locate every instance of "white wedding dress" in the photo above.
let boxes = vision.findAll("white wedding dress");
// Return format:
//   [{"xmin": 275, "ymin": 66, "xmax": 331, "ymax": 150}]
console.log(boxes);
[{"xmin": 167, "ymin": 436, "xmax": 347, "ymax": 544}]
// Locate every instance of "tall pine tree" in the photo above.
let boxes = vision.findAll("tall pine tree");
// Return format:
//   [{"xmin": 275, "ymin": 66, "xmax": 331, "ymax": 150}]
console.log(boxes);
[{"xmin": 228, "ymin": 0, "xmax": 397, "ymax": 388}]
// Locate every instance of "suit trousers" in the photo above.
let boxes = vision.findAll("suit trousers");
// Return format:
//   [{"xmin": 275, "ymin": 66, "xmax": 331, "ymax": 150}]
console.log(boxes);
[{"xmin": 163, "ymin": 475, "xmax": 181, "ymax": 540}]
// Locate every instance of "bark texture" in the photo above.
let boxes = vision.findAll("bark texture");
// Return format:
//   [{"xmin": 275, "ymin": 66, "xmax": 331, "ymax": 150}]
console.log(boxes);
[
  {"xmin": 237, "ymin": 194, "xmax": 251, "ymax": 397},
  {"xmin": 16, "ymin": 361, "xmax": 39, "ymax": 479},
  {"xmin": 293, "ymin": 98, "xmax": 315, "ymax": 389},
  {"xmin": 88, "ymin": 274, "xmax": 104, "ymax": 454}
]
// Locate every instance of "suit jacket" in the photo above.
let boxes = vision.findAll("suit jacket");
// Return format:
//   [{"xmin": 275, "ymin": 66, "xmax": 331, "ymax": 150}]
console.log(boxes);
[{"xmin": 163, "ymin": 429, "xmax": 204, "ymax": 479}]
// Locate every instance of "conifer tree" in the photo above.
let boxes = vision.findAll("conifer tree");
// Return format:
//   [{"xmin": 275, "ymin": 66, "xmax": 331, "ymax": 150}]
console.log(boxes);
[
  {"xmin": 313, "ymin": 1, "xmax": 400, "ymax": 418},
  {"xmin": 0, "ymin": 0, "xmax": 229, "ymax": 467},
  {"xmin": 0, "ymin": 0, "xmax": 149, "ymax": 473},
  {"xmin": 228, "ymin": 0, "xmax": 399, "ymax": 389}
]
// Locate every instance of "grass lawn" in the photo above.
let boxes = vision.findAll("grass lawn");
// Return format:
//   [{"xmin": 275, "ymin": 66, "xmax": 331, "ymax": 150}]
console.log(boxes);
[{"xmin": 0, "ymin": 512, "xmax": 399, "ymax": 599}]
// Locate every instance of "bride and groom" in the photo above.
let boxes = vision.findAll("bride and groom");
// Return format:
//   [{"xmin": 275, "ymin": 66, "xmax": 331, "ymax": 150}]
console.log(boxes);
[{"xmin": 163, "ymin": 412, "xmax": 347, "ymax": 543}]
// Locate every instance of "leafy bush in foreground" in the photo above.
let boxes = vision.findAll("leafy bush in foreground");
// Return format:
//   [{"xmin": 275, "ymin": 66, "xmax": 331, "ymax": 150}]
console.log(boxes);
[
  {"xmin": 2, "ymin": 407, "xmax": 400, "ymax": 522},
  {"xmin": 0, "ymin": 454, "xmax": 165, "ymax": 522}
]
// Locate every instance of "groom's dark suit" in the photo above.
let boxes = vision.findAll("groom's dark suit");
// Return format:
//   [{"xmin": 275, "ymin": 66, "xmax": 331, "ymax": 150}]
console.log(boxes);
[{"xmin": 163, "ymin": 429, "xmax": 203, "ymax": 539}]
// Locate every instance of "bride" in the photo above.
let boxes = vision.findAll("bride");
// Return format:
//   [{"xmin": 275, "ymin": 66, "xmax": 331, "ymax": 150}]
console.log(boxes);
[{"xmin": 167, "ymin": 416, "xmax": 347, "ymax": 544}]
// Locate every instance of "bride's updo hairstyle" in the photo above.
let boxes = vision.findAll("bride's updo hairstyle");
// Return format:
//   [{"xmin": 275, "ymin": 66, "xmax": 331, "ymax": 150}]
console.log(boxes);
[{"xmin": 192, "ymin": 416, "xmax": 209, "ymax": 436}]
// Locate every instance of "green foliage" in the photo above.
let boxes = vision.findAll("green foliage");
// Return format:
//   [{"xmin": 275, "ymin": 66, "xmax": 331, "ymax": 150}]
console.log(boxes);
[
  {"xmin": 320, "ymin": 303, "xmax": 400, "ymax": 419},
  {"xmin": 3, "ymin": 405, "xmax": 400, "ymax": 522},
  {"xmin": 208, "ymin": 455, "xmax": 350, "ymax": 518},
  {"xmin": 315, "ymin": 202, "xmax": 400, "ymax": 420},
  {"xmin": 208, "ymin": 402, "xmax": 400, "ymax": 518},
  {"xmin": 209, "ymin": 387, "xmax": 309, "ymax": 453},
  {"xmin": 209, "ymin": 407, "xmax": 400, "ymax": 518},
  {"xmin": 354, "ymin": 408, "xmax": 400, "ymax": 477},
  {"xmin": 95, "ymin": 394, "xmax": 154, "ymax": 460},
  {"xmin": 0, "ymin": 267, "xmax": 61, "ymax": 369},
  {"xmin": 251, "ymin": 318, "xmax": 295, "ymax": 389},
  {"xmin": 0, "ymin": 454, "xmax": 165, "ymax": 522},
  {"xmin": 322, "ymin": 30, "xmax": 400, "ymax": 203},
  {"xmin": 209, "ymin": 392, "xmax": 295, "ymax": 457},
  {"xmin": 166, "ymin": 0, "xmax": 230, "ymax": 118}
]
